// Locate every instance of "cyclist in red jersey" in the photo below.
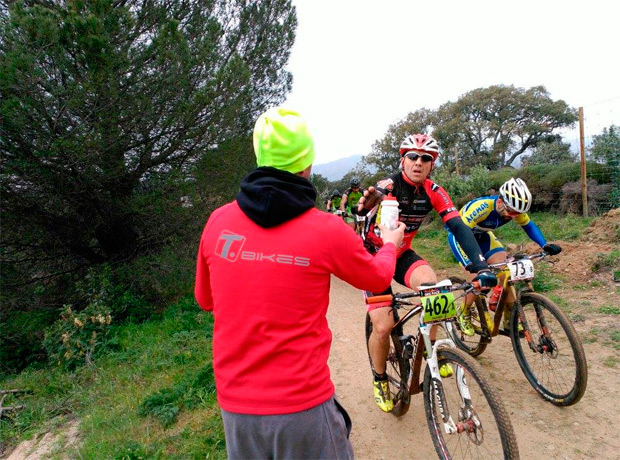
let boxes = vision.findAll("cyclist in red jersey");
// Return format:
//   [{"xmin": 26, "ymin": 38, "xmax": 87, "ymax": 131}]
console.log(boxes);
[
  {"xmin": 357, "ymin": 134, "xmax": 498, "ymax": 413},
  {"xmin": 195, "ymin": 107, "xmax": 405, "ymax": 459}
]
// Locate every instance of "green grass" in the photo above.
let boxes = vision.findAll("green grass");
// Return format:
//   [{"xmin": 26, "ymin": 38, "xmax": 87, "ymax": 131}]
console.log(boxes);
[
  {"xmin": 412, "ymin": 219, "xmax": 458, "ymax": 269},
  {"xmin": 491, "ymin": 212, "xmax": 595, "ymax": 245},
  {"xmin": 583, "ymin": 328, "xmax": 599, "ymax": 344},
  {"xmin": 600, "ymin": 306, "xmax": 620, "ymax": 315},
  {"xmin": 591, "ymin": 250, "xmax": 620, "ymax": 273},
  {"xmin": 0, "ymin": 296, "xmax": 226, "ymax": 459}
]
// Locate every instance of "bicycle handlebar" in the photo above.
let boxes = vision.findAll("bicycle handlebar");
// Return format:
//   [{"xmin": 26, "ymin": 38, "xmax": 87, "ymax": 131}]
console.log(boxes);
[
  {"xmin": 487, "ymin": 251, "xmax": 548, "ymax": 270},
  {"xmin": 365, "ymin": 281, "xmax": 481, "ymax": 305}
]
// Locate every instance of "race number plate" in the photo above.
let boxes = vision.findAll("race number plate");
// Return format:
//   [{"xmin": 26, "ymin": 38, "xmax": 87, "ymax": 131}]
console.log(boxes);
[
  {"xmin": 508, "ymin": 259, "xmax": 535, "ymax": 281},
  {"xmin": 421, "ymin": 291, "xmax": 457, "ymax": 323}
]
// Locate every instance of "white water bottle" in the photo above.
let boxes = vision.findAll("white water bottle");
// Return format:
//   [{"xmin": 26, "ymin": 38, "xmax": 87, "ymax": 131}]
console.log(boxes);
[{"xmin": 380, "ymin": 196, "xmax": 399, "ymax": 231}]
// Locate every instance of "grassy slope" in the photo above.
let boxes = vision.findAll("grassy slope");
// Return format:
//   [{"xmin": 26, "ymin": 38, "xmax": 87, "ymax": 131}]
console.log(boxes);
[
  {"xmin": 0, "ymin": 212, "xmax": 609, "ymax": 458},
  {"xmin": 1, "ymin": 298, "xmax": 226, "ymax": 459}
]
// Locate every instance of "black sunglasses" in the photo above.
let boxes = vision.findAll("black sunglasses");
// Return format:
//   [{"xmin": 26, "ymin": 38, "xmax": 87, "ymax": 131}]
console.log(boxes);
[{"xmin": 405, "ymin": 152, "xmax": 434, "ymax": 163}]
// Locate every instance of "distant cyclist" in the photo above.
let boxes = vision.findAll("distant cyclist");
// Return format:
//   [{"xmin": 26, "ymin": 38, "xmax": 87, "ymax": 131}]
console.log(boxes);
[
  {"xmin": 448, "ymin": 177, "xmax": 562, "ymax": 336},
  {"xmin": 357, "ymin": 134, "xmax": 497, "ymax": 413},
  {"xmin": 341, "ymin": 178, "xmax": 365, "ymax": 233},
  {"xmin": 326, "ymin": 189, "xmax": 342, "ymax": 213}
]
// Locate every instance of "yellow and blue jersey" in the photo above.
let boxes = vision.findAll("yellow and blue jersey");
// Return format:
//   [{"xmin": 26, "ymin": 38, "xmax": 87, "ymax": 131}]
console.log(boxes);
[{"xmin": 448, "ymin": 195, "xmax": 546, "ymax": 266}]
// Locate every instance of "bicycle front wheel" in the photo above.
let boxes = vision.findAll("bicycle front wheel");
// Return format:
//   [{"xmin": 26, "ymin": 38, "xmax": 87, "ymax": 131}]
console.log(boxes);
[
  {"xmin": 510, "ymin": 292, "xmax": 588, "ymax": 406},
  {"xmin": 423, "ymin": 347, "xmax": 519, "ymax": 459},
  {"xmin": 365, "ymin": 313, "xmax": 411, "ymax": 416}
]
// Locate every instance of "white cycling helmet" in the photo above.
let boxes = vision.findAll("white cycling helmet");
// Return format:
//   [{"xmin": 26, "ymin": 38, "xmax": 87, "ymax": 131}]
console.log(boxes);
[
  {"xmin": 499, "ymin": 178, "xmax": 532, "ymax": 213},
  {"xmin": 399, "ymin": 134, "xmax": 440, "ymax": 161}
]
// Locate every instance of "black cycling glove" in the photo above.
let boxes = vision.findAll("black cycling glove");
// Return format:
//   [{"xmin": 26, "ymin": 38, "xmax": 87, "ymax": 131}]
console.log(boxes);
[
  {"xmin": 543, "ymin": 243, "xmax": 562, "ymax": 255},
  {"xmin": 473, "ymin": 270, "xmax": 498, "ymax": 289}
]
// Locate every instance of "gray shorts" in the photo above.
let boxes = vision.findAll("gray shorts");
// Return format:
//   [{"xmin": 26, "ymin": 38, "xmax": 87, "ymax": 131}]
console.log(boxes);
[{"xmin": 220, "ymin": 395, "xmax": 354, "ymax": 459}]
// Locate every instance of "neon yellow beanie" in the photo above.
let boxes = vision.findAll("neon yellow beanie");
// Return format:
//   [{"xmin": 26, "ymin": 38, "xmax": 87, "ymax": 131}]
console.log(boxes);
[{"xmin": 253, "ymin": 107, "xmax": 315, "ymax": 174}]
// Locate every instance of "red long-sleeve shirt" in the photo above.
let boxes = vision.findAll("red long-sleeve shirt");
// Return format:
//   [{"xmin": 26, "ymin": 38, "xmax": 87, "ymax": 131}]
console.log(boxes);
[{"xmin": 195, "ymin": 201, "xmax": 396, "ymax": 415}]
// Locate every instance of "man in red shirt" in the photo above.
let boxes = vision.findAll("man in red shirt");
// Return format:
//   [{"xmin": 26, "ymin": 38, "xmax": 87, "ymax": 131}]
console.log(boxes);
[{"xmin": 195, "ymin": 107, "xmax": 405, "ymax": 459}]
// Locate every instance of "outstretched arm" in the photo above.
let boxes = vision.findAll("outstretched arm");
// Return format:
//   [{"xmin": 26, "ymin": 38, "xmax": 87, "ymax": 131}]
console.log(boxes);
[
  {"xmin": 514, "ymin": 214, "xmax": 547, "ymax": 247},
  {"xmin": 445, "ymin": 216, "xmax": 488, "ymax": 271}
]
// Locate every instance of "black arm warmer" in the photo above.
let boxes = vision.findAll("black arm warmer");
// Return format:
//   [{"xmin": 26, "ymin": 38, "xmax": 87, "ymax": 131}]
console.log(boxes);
[{"xmin": 445, "ymin": 217, "xmax": 489, "ymax": 272}]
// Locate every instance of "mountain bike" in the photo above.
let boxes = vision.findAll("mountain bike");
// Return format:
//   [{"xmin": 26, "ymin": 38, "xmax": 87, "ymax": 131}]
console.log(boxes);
[
  {"xmin": 446, "ymin": 252, "xmax": 588, "ymax": 406},
  {"xmin": 365, "ymin": 279, "xmax": 519, "ymax": 459}
]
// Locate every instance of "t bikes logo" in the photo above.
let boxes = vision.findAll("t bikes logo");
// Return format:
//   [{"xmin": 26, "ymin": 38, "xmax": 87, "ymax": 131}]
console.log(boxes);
[{"xmin": 216, "ymin": 231, "xmax": 310, "ymax": 267}]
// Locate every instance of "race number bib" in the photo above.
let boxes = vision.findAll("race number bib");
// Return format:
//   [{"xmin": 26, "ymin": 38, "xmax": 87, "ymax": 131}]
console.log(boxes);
[
  {"xmin": 421, "ymin": 291, "xmax": 457, "ymax": 323},
  {"xmin": 508, "ymin": 259, "xmax": 535, "ymax": 281}
]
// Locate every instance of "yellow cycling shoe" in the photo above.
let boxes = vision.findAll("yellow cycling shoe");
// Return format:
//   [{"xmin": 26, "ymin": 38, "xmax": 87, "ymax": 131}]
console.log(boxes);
[
  {"xmin": 373, "ymin": 379, "xmax": 394, "ymax": 412},
  {"xmin": 456, "ymin": 303, "xmax": 476, "ymax": 337},
  {"xmin": 503, "ymin": 316, "xmax": 524, "ymax": 333},
  {"xmin": 503, "ymin": 306, "xmax": 523, "ymax": 333},
  {"xmin": 439, "ymin": 363, "xmax": 454, "ymax": 378}
]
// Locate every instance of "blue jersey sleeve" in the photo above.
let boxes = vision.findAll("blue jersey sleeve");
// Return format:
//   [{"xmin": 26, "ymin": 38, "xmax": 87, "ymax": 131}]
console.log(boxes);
[
  {"xmin": 522, "ymin": 221, "xmax": 547, "ymax": 247},
  {"xmin": 514, "ymin": 213, "xmax": 546, "ymax": 247}
]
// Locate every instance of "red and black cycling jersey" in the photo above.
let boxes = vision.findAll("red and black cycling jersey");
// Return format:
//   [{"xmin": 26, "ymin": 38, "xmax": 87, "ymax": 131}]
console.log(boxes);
[{"xmin": 366, "ymin": 172, "xmax": 460, "ymax": 256}]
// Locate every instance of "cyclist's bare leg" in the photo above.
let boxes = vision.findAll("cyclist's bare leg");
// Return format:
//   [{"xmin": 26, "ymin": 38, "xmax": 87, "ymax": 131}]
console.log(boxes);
[
  {"xmin": 407, "ymin": 264, "xmax": 439, "ymax": 340},
  {"xmin": 368, "ymin": 306, "xmax": 395, "ymax": 375}
]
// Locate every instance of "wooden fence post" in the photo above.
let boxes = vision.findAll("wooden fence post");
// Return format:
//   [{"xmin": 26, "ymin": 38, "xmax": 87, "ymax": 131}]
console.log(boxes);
[{"xmin": 578, "ymin": 107, "xmax": 588, "ymax": 217}]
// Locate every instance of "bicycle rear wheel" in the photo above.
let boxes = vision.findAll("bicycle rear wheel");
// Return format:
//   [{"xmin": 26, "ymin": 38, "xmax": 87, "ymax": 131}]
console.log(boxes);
[
  {"xmin": 365, "ymin": 313, "xmax": 411, "ymax": 416},
  {"xmin": 423, "ymin": 347, "xmax": 519, "ymax": 459},
  {"xmin": 510, "ymin": 292, "xmax": 588, "ymax": 406},
  {"xmin": 448, "ymin": 296, "xmax": 489, "ymax": 357}
]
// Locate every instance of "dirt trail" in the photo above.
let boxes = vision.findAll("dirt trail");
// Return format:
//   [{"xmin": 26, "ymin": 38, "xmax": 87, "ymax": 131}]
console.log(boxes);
[{"xmin": 327, "ymin": 209, "xmax": 620, "ymax": 459}]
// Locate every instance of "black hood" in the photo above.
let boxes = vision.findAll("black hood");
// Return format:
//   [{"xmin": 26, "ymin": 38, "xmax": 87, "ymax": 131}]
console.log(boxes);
[{"xmin": 236, "ymin": 167, "xmax": 317, "ymax": 228}]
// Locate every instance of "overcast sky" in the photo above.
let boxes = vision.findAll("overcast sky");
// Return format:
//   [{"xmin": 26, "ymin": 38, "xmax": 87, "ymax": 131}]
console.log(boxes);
[{"xmin": 283, "ymin": 0, "xmax": 620, "ymax": 165}]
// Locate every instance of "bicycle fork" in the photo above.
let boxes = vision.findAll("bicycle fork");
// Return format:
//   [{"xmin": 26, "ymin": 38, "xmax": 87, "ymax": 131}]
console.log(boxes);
[
  {"xmin": 425, "ymin": 336, "xmax": 479, "ymax": 436},
  {"xmin": 514, "ymin": 297, "xmax": 559, "ymax": 356}
]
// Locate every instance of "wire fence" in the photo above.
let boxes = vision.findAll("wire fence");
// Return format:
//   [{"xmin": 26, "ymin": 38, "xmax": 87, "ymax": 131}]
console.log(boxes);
[
  {"xmin": 552, "ymin": 96, "xmax": 620, "ymax": 213},
  {"xmin": 559, "ymin": 95, "xmax": 619, "ymax": 151}
]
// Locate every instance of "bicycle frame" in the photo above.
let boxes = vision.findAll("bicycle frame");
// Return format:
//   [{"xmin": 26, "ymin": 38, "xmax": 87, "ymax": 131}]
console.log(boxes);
[
  {"xmin": 456, "ymin": 253, "xmax": 548, "ymax": 345},
  {"xmin": 489, "ymin": 254, "xmax": 551, "ymax": 344}
]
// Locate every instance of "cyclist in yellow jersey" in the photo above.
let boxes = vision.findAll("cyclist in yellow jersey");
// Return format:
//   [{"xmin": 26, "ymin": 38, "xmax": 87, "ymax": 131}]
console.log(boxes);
[{"xmin": 447, "ymin": 178, "xmax": 562, "ymax": 335}]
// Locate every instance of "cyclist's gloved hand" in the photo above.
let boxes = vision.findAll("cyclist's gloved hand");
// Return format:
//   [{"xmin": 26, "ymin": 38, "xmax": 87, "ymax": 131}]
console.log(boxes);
[
  {"xmin": 357, "ymin": 186, "xmax": 383, "ymax": 216},
  {"xmin": 543, "ymin": 243, "xmax": 562, "ymax": 255},
  {"xmin": 473, "ymin": 270, "xmax": 498, "ymax": 290}
]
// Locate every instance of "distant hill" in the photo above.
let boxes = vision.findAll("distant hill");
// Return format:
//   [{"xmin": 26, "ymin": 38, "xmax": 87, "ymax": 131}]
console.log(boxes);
[{"xmin": 313, "ymin": 154, "xmax": 364, "ymax": 181}]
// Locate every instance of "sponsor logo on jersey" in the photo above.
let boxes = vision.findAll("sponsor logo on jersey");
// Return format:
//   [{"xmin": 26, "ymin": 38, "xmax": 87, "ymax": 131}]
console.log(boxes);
[
  {"xmin": 216, "ymin": 231, "xmax": 246, "ymax": 261},
  {"xmin": 216, "ymin": 231, "xmax": 310, "ymax": 266},
  {"xmin": 465, "ymin": 202, "xmax": 489, "ymax": 224}
]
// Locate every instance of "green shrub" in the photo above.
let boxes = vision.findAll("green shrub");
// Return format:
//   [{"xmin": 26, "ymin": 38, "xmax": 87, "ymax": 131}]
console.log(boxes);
[
  {"xmin": 434, "ymin": 166, "xmax": 494, "ymax": 207},
  {"xmin": 115, "ymin": 239, "xmax": 197, "ymax": 308},
  {"xmin": 43, "ymin": 303, "xmax": 112, "ymax": 369},
  {"xmin": 42, "ymin": 269, "xmax": 118, "ymax": 369}
]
